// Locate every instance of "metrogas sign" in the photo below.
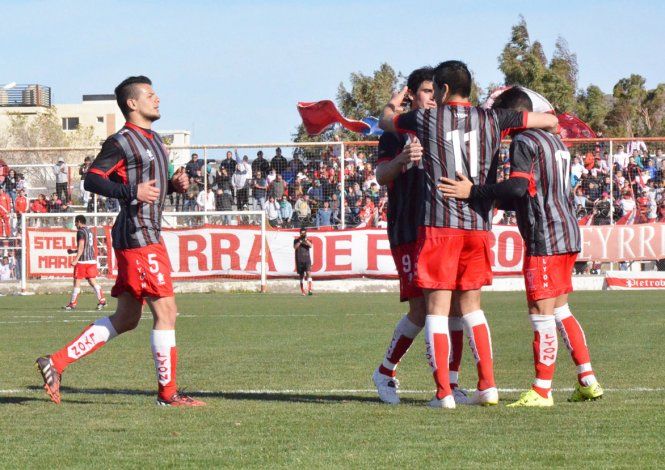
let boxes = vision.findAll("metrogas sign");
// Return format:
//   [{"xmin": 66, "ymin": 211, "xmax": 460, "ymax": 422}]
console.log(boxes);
[{"xmin": 26, "ymin": 223, "xmax": 665, "ymax": 279}]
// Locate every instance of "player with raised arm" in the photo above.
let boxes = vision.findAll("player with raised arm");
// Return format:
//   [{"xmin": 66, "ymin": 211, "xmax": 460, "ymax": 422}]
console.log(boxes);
[
  {"xmin": 380, "ymin": 60, "xmax": 558, "ymax": 409},
  {"xmin": 438, "ymin": 87, "xmax": 603, "ymax": 407},
  {"xmin": 294, "ymin": 227, "xmax": 313, "ymax": 296},
  {"xmin": 63, "ymin": 215, "xmax": 107, "ymax": 311},
  {"xmin": 36, "ymin": 76, "xmax": 205, "ymax": 407},
  {"xmin": 371, "ymin": 67, "xmax": 467, "ymax": 405}
]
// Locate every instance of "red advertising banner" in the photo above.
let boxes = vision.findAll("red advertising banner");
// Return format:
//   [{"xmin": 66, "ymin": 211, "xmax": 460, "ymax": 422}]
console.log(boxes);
[
  {"xmin": 27, "ymin": 223, "xmax": 665, "ymax": 280},
  {"xmin": 604, "ymin": 271, "xmax": 665, "ymax": 290}
]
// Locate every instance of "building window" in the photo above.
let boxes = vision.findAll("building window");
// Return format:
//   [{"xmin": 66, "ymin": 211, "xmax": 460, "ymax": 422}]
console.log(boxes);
[
  {"xmin": 62, "ymin": 117, "xmax": 79, "ymax": 130},
  {"xmin": 97, "ymin": 116, "xmax": 104, "ymax": 123}
]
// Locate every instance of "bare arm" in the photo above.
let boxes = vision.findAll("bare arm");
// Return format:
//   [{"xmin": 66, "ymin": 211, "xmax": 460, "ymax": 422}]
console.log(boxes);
[
  {"xmin": 525, "ymin": 112, "xmax": 559, "ymax": 133},
  {"xmin": 379, "ymin": 86, "xmax": 408, "ymax": 133}
]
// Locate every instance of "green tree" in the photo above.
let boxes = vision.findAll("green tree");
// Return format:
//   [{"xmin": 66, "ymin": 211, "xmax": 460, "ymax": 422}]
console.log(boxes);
[
  {"xmin": 605, "ymin": 74, "xmax": 648, "ymax": 137},
  {"xmin": 576, "ymin": 85, "xmax": 611, "ymax": 134}
]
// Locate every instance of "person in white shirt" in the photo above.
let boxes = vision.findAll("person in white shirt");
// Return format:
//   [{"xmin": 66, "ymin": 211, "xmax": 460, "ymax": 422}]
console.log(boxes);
[
  {"xmin": 232, "ymin": 156, "xmax": 253, "ymax": 209},
  {"xmin": 620, "ymin": 191, "xmax": 636, "ymax": 215},
  {"xmin": 571, "ymin": 157, "xmax": 587, "ymax": 180},
  {"xmin": 613, "ymin": 145, "xmax": 630, "ymax": 170},
  {"xmin": 0, "ymin": 256, "xmax": 12, "ymax": 281},
  {"xmin": 196, "ymin": 186, "xmax": 215, "ymax": 211},
  {"xmin": 264, "ymin": 195, "xmax": 281, "ymax": 227}
]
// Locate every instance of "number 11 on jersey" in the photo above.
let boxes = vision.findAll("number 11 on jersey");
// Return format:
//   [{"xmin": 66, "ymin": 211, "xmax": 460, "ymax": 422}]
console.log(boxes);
[{"xmin": 445, "ymin": 130, "xmax": 479, "ymax": 178}]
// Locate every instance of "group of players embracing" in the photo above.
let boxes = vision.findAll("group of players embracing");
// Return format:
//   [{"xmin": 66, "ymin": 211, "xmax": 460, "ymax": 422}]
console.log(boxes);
[{"xmin": 372, "ymin": 60, "xmax": 604, "ymax": 408}]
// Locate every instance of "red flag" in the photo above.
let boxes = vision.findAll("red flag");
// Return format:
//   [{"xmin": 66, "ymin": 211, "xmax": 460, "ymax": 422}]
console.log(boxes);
[
  {"xmin": 557, "ymin": 113, "xmax": 597, "ymax": 139},
  {"xmin": 578, "ymin": 213, "xmax": 594, "ymax": 226},
  {"xmin": 297, "ymin": 100, "xmax": 370, "ymax": 136}
]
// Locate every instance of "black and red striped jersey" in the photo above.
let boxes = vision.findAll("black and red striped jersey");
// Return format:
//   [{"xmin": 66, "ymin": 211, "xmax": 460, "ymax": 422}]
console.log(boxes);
[
  {"xmin": 394, "ymin": 103, "xmax": 526, "ymax": 231},
  {"xmin": 508, "ymin": 129, "xmax": 581, "ymax": 256},
  {"xmin": 88, "ymin": 122, "xmax": 170, "ymax": 249},
  {"xmin": 76, "ymin": 226, "xmax": 96, "ymax": 263},
  {"xmin": 376, "ymin": 131, "xmax": 424, "ymax": 247}
]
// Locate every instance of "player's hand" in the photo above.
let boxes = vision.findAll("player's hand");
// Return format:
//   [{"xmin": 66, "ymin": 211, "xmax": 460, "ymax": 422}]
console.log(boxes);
[
  {"xmin": 388, "ymin": 86, "xmax": 409, "ymax": 114},
  {"xmin": 171, "ymin": 167, "xmax": 189, "ymax": 193},
  {"xmin": 438, "ymin": 172, "xmax": 473, "ymax": 199},
  {"xmin": 66, "ymin": 249, "xmax": 77, "ymax": 254},
  {"xmin": 71, "ymin": 259, "xmax": 78, "ymax": 266},
  {"xmin": 136, "ymin": 180, "xmax": 161, "ymax": 203},
  {"xmin": 397, "ymin": 137, "xmax": 423, "ymax": 166}
]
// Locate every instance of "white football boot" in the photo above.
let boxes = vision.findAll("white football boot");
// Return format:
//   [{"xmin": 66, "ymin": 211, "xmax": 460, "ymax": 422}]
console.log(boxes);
[
  {"xmin": 428, "ymin": 394, "xmax": 456, "ymax": 409},
  {"xmin": 372, "ymin": 368, "xmax": 400, "ymax": 405},
  {"xmin": 466, "ymin": 387, "xmax": 499, "ymax": 406},
  {"xmin": 452, "ymin": 387, "xmax": 469, "ymax": 405}
]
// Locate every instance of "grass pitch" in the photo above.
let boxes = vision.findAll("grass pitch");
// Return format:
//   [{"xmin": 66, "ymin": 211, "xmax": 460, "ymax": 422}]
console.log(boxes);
[{"xmin": 0, "ymin": 290, "xmax": 663, "ymax": 468}]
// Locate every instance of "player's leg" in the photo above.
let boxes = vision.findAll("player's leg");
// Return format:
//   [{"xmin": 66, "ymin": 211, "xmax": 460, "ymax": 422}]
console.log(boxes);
[
  {"xmin": 508, "ymin": 296, "xmax": 557, "ymax": 407},
  {"xmin": 298, "ymin": 269, "xmax": 306, "ymax": 295},
  {"xmin": 457, "ymin": 289, "xmax": 497, "ymax": 405},
  {"xmin": 146, "ymin": 295, "xmax": 205, "ymax": 406},
  {"xmin": 88, "ymin": 277, "xmax": 107, "ymax": 309},
  {"xmin": 448, "ymin": 291, "xmax": 464, "ymax": 391},
  {"xmin": 373, "ymin": 296, "xmax": 425, "ymax": 404},
  {"xmin": 65, "ymin": 278, "xmax": 82, "ymax": 310},
  {"xmin": 554, "ymin": 294, "xmax": 603, "ymax": 401},
  {"xmin": 36, "ymin": 292, "xmax": 141, "ymax": 404},
  {"xmin": 306, "ymin": 269, "xmax": 313, "ymax": 295},
  {"xmin": 424, "ymin": 289, "xmax": 455, "ymax": 408}
]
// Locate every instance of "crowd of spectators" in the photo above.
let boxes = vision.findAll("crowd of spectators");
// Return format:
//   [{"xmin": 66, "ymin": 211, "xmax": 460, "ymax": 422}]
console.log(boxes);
[{"xmin": 495, "ymin": 141, "xmax": 665, "ymax": 225}]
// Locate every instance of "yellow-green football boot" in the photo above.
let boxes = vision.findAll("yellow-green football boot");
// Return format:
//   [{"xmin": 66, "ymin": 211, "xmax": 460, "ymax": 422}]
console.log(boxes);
[
  {"xmin": 568, "ymin": 382, "xmax": 604, "ymax": 402},
  {"xmin": 507, "ymin": 389, "xmax": 554, "ymax": 408}
]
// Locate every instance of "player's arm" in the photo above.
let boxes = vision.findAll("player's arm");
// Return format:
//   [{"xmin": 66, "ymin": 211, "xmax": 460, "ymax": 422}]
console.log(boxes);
[
  {"xmin": 375, "ymin": 133, "xmax": 422, "ymax": 186},
  {"xmin": 495, "ymin": 108, "xmax": 558, "ymax": 134},
  {"xmin": 169, "ymin": 167, "xmax": 189, "ymax": 194},
  {"xmin": 85, "ymin": 139, "xmax": 159, "ymax": 203},
  {"xmin": 438, "ymin": 140, "xmax": 533, "ymax": 201},
  {"xmin": 379, "ymin": 86, "xmax": 420, "ymax": 134}
]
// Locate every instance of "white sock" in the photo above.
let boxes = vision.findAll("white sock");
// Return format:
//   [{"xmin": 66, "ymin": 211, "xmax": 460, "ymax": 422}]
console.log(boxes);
[
  {"xmin": 93, "ymin": 284, "xmax": 104, "ymax": 301},
  {"xmin": 424, "ymin": 315, "xmax": 449, "ymax": 373},
  {"xmin": 151, "ymin": 330, "xmax": 176, "ymax": 388},
  {"xmin": 70, "ymin": 287, "xmax": 81, "ymax": 305},
  {"xmin": 381, "ymin": 315, "xmax": 422, "ymax": 372},
  {"xmin": 462, "ymin": 310, "xmax": 493, "ymax": 363}
]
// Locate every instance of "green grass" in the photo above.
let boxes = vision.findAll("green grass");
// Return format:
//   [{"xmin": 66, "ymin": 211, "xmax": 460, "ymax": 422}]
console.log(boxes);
[{"xmin": 0, "ymin": 291, "xmax": 663, "ymax": 468}]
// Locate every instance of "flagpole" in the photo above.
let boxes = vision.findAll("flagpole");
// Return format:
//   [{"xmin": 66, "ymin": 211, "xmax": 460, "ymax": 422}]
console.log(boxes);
[{"xmin": 340, "ymin": 140, "xmax": 346, "ymax": 229}]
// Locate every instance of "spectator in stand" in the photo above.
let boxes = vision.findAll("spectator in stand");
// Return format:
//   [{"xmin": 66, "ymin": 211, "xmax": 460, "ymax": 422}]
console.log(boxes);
[
  {"xmin": 252, "ymin": 171, "xmax": 268, "ymax": 210},
  {"xmin": 269, "ymin": 173, "xmax": 287, "ymax": 199},
  {"xmin": 185, "ymin": 153, "xmax": 204, "ymax": 179},
  {"xmin": 0, "ymin": 187, "xmax": 11, "ymax": 237},
  {"xmin": 294, "ymin": 194, "xmax": 311, "ymax": 226},
  {"xmin": 329, "ymin": 193, "xmax": 340, "ymax": 218},
  {"xmin": 232, "ymin": 156, "xmax": 252, "ymax": 209},
  {"xmin": 16, "ymin": 173, "xmax": 26, "ymax": 194},
  {"xmin": 631, "ymin": 149, "xmax": 645, "ymax": 169},
  {"xmin": 265, "ymin": 195, "xmax": 281, "ymax": 227},
  {"xmin": 613, "ymin": 144, "xmax": 630, "ymax": 170},
  {"xmin": 368, "ymin": 182, "xmax": 381, "ymax": 204},
  {"xmin": 220, "ymin": 151, "xmax": 237, "ymax": 175},
  {"xmin": 289, "ymin": 152, "xmax": 306, "ymax": 175},
  {"xmin": 79, "ymin": 157, "xmax": 92, "ymax": 206},
  {"xmin": 0, "ymin": 255, "xmax": 12, "ymax": 280},
  {"xmin": 644, "ymin": 158, "xmax": 657, "ymax": 181},
  {"xmin": 14, "ymin": 189, "xmax": 27, "ymax": 216},
  {"xmin": 53, "ymin": 157, "xmax": 69, "ymax": 203},
  {"xmin": 4, "ymin": 169, "xmax": 17, "ymax": 203},
  {"xmin": 252, "ymin": 150, "xmax": 271, "ymax": 175},
  {"xmin": 266, "ymin": 168, "xmax": 276, "ymax": 185},
  {"xmin": 307, "ymin": 179, "xmax": 323, "ymax": 203},
  {"xmin": 279, "ymin": 195, "xmax": 293, "ymax": 228},
  {"xmin": 197, "ymin": 186, "xmax": 215, "ymax": 211},
  {"xmin": 619, "ymin": 190, "xmax": 636, "ymax": 217},
  {"xmin": 571, "ymin": 156, "xmax": 587, "ymax": 188},
  {"xmin": 636, "ymin": 190, "xmax": 650, "ymax": 223},
  {"xmin": 31, "ymin": 194, "xmax": 48, "ymax": 214},
  {"xmin": 593, "ymin": 192, "xmax": 612, "ymax": 225},
  {"xmin": 105, "ymin": 197, "xmax": 119, "ymax": 213},
  {"xmin": 316, "ymin": 200, "xmax": 333, "ymax": 228},
  {"xmin": 48, "ymin": 193, "xmax": 62, "ymax": 213},
  {"xmin": 589, "ymin": 157, "xmax": 608, "ymax": 178},
  {"xmin": 184, "ymin": 178, "xmax": 199, "ymax": 211},
  {"xmin": 215, "ymin": 187, "xmax": 233, "ymax": 220},
  {"xmin": 359, "ymin": 196, "xmax": 375, "ymax": 226},
  {"xmin": 271, "ymin": 147, "xmax": 288, "ymax": 175},
  {"xmin": 626, "ymin": 156, "xmax": 642, "ymax": 194}
]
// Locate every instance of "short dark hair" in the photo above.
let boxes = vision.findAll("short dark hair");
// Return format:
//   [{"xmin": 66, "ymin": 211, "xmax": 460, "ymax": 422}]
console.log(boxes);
[
  {"xmin": 492, "ymin": 87, "xmax": 533, "ymax": 112},
  {"xmin": 433, "ymin": 60, "xmax": 472, "ymax": 98},
  {"xmin": 407, "ymin": 66, "xmax": 434, "ymax": 93},
  {"xmin": 75, "ymin": 215, "xmax": 86, "ymax": 225},
  {"xmin": 115, "ymin": 76, "xmax": 152, "ymax": 117}
]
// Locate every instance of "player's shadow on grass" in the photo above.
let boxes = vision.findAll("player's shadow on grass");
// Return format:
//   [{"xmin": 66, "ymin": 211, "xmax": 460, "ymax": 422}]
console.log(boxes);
[{"xmin": 27, "ymin": 386, "xmax": 424, "ymax": 405}]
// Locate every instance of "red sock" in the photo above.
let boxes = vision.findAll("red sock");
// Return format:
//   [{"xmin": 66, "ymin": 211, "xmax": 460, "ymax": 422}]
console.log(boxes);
[
  {"xmin": 425, "ymin": 315, "xmax": 451, "ymax": 399},
  {"xmin": 378, "ymin": 315, "xmax": 422, "ymax": 377},
  {"xmin": 151, "ymin": 330, "xmax": 178, "ymax": 400},
  {"xmin": 554, "ymin": 304, "xmax": 597, "ymax": 386},
  {"xmin": 530, "ymin": 314, "xmax": 557, "ymax": 398},
  {"xmin": 448, "ymin": 317, "xmax": 464, "ymax": 388},
  {"xmin": 462, "ymin": 310, "xmax": 496, "ymax": 391},
  {"xmin": 50, "ymin": 317, "xmax": 118, "ymax": 374}
]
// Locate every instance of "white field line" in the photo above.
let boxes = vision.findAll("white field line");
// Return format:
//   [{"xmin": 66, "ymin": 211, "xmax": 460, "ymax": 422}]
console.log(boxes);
[
  {"xmin": 1, "ymin": 387, "xmax": 663, "ymax": 395},
  {"xmin": 0, "ymin": 314, "xmax": 197, "ymax": 325}
]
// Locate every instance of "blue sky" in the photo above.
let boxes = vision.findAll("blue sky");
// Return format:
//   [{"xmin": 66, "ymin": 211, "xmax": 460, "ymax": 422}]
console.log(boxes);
[{"xmin": 2, "ymin": 0, "xmax": 663, "ymax": 144}]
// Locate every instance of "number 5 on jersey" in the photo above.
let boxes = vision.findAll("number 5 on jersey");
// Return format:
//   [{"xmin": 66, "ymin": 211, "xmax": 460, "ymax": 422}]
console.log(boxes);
[{"xmin": 446, "ymin": 130, "xmax": 479, "ymax": 178}]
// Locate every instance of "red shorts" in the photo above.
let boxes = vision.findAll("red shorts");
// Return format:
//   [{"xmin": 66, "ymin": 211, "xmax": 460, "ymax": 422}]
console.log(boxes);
[
  {"xmin": 415, "ymin": 227, "xmax": 493, "ymax": 291},
  {"xmin": 523, "ymin": 252, "xmax": 578, "ymax": 302},
  {"xmin": 73, "ymin": 263, "xmax": 98, "ymax": 280},
  {"xmin": 391, "ymin": 242, "xmax": 423, "ymax": 302},
  {"xmin": 111, "ymin": 243, "xmax": 174, "ymax": 301}
]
